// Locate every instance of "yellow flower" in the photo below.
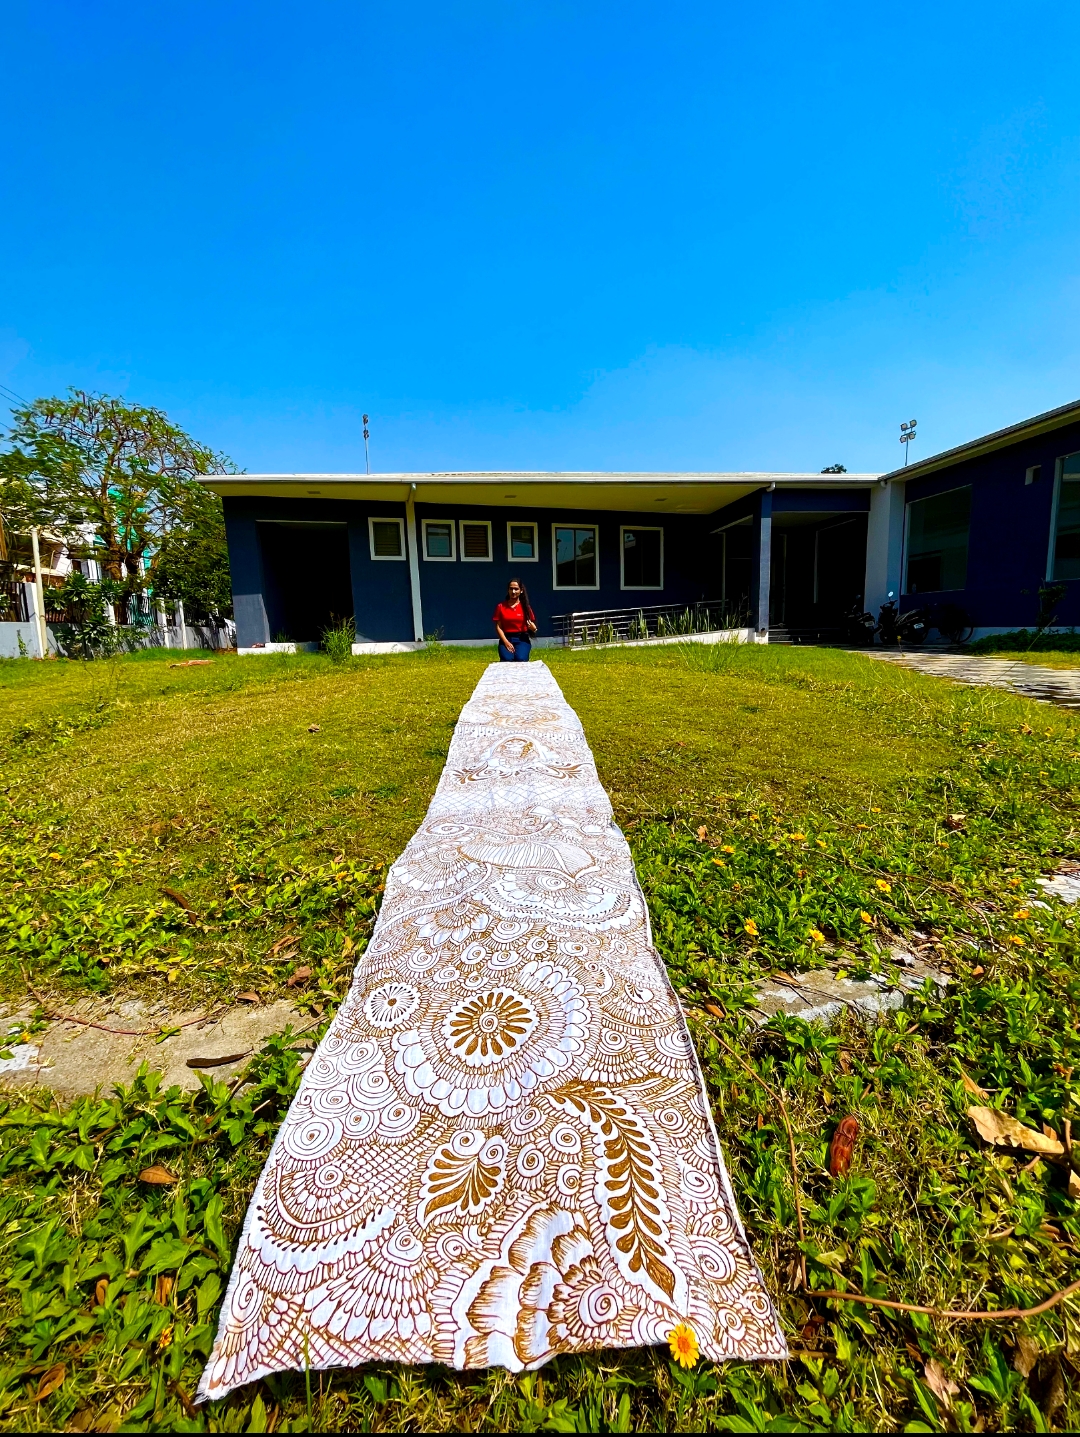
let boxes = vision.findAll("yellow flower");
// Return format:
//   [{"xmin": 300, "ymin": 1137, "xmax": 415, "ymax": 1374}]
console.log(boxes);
[
  {"xmin": 859, "ymin": 911, "xmax": 872, "ymax": 924},
  {"xmin": 1007, "ymin": 935, "xmax": 1024, "ymax": 946},
  {"xmin": 875, "ymin": 879, "xmax": 892, "ymax": 894},
  {"xmin": 668, "ymin": 1322, "xmax": 699, "ymax": 1368},
  {"xmin": 808, "ymin": 929, "xmax": 825, "ymax": 944},
  {"xmin": 721, "ymin": 844, "xmax": 735, "ymax": 854},
  {"xmin": 743, "ymin": 918, "xmax": 759, "ymax": 937},
  {"xmin": 158, "ymin": 1324, "xmax": 174, "ymax": 1350},
  {"xmin": 1013, "ymin": 909, "xmax": 1030, "ymax": 921},
  {"xmin": 788, "ymin": 832, "xmax": 806, "ymax": 842},
  {"xmin": 712, "ymin": 858, "xmax": 727, "ymax": 867},
  {"xmin": 816, "ymin": 839, "xmax": 827, "ymax": 849}
]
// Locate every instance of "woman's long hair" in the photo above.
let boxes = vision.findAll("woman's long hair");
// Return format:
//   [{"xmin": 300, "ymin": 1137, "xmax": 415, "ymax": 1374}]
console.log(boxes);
[{"xmin": 505, "ymin": 578, "xmax": 535, "ymax": 624}]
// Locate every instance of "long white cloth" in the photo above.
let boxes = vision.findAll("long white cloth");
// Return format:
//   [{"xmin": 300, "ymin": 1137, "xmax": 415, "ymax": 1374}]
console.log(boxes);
[{"xmin": 199, "ymin": 662, "xmax": 785, "ymax": 1399}]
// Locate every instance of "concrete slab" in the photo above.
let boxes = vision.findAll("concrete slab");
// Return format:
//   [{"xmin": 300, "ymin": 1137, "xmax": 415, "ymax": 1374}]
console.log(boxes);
[
  {"xmin": 750, "ymin": 949, "xmax": 949, "ymax": 1028},
  {"xmin": 0, "ymin": 997, "xmax": 307, "ymax": 1099}
]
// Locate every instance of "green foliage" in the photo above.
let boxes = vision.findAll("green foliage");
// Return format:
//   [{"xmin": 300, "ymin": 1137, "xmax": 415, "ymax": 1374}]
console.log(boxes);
[
  {"xmin": 320, "ymin": 616, "xmax": 356, "ymax": 664},
  {"xmin": 0, "ymin": 644, "xmax": 1078, "ymax": 1430},
  {"xmin": 969, "ymin": 629, "xmax": 1080, "ymax": 654},
  {"xmin": 151, "ymin": 485, "xmax": 233, "ymax": 623}
]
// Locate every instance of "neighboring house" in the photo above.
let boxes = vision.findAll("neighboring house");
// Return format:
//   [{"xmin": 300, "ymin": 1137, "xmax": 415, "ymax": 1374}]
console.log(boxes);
[{"xmin": 199, "ymin": 397, "xmax": 1080, "ymax": 653}]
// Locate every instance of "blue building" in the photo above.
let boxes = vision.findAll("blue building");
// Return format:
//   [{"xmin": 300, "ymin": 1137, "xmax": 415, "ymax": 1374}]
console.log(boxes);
[{"xmin": 202, "ymin": 398, "xmax": 1080, "ymax": 651}]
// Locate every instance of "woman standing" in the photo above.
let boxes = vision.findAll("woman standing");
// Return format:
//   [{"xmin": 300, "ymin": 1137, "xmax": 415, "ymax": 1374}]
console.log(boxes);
[{"xmin": 493, "ymin": 579, "xmax": 537, "ymax": 661}]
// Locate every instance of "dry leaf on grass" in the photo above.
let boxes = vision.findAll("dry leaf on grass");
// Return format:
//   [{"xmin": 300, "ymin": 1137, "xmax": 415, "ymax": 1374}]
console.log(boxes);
[
  {"xmin": 704, "ymin": 1003, "xmax": 725, "ymax": 1019},
  {"xmin": 154, "ymin": 1274, "xmax": 175, "ymax": 1305},
  {"xmin": 33, "ymin": 1364, "xmax": 65, "ymax": 1402},
  {"xmin": 93, "ymin": 1277, "xmax": 108, "ymax": 1306},
  {"xmin": 186, "ymin": 1051, "xmax": 250, "ymax": 1069},
  {"xmin": 828, "ymin": 1116, "xmax": 859, "ymax": 1177},
  {"xmin": 159, "ymin": 886, "xmax": 195, "ymax": 911},
  {"xmin": 923, "ymin": 1359, "xmax": 959, "ymax": 1410},
  {"xmin": 236, "ymin": 991, "xmax": 260, "ymax": 1004},
  {"xmin": 1069, "ymin": 1170, "xmax": 1080, "ymax": 1198},
  {"xmin": 1013, "ymin": 1334, "xmax": 1039, "ymax": 1378},
  {"xmin": 967, "ymin": 1106, "xmax": 1064, "ymax": 1156},
  {"xmin": 138, "ymin": 1164, "xmax": 178, "ymax": 1185},
  {"xmin": 286, "ymin": 966, "xmax": 313, "ymax": 987},
  {"xmin": 307, "ymin": 724, "xmax": 321, "ymax": 733},
  {"xmin": 959, "ymin": 1069, "xmax": 990, "ymax": 1099}
]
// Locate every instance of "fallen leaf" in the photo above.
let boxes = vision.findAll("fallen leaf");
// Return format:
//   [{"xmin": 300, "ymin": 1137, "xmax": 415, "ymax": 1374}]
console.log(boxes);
[
  {"xmin": 697, "ymin": 825, "xmax": 708, "ymax": 840},
  {"xmin": 970, "ymin": 965, "xmax": 985, "ymax": 978},
  {"xmin": 967, "ymin": 1106, "xmax": 1064, "ymax": 1156},
  {"xmin": 154, "ymin": 1274, "xmax": 174, "ymax": 1305},
  {"xmin": 703, "ymin": 1003, "xmax": 725, "ymax": 1019},
  {"xmin": 1069, "ymin": 1170, "xmax": 1080, "ymax": 1198},
  {"xmin": 923, "ymin": 1359, "xmax": 959, "ymax": 1411},
  {"xmin": 944, "ymin": 814, "xmax": 966, "ymax": 830},
  {"xmin": 68, "ymin": 1410, "xmax": 95, "ymax": 1431},
  {"xmin": 33, "ymin": 1364, "xmax": 65, "ymax": 1402},
  {"xmin": 186, "ymin": 1051, "xmax": 250, "ymax": 1069},
  {"xmin": 959, "ymin": 1069, "xmax": 990, "ymax": 1099},
  {"xmin": 1013, "ymin": 1334, "xmax": 1039, "ymax": 1378},
  {"xmin": 138, "ymin": 1164, "xmax": 178, "ymax": 1185},
  {"xmin": 308, "ymin": 724, "xmax": 321, "ymax": 733},
  {"xmin": 828, "ymin": 1116, "xmax": 859, "ymax": 1177},
  {"xmin": 168, "ymin": 659, "xmax": 213, "ymax": 667},
  {"xmin": 286, "ymin": 966, "xmax": 313, "ymax": 987},
  {"xmin": 160, "ymin": 886, "xmax": 195, "ymax": 911},
  {"xmin": 268, "ymin": 932, "xmax": 300, "ymax": 956},
  {"xmin": 93, "ymin": 1277, "xmax": 109, "ymax": 1306},
  {"xmin": 236, "ymin": 991, "xmax": 260, "ymax": 1004}
]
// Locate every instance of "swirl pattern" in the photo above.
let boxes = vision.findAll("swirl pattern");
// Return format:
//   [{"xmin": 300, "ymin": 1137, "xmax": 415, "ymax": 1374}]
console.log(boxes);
[{"xmin": 199, "ymin": 661, "xmax": 785, "ymax": 1400}]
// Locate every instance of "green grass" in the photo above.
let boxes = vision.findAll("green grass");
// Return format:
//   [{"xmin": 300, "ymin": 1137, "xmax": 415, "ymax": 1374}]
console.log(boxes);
[{"xmin": 1, "ymin": 643, "xmax": 1079, "ymax": 1432}]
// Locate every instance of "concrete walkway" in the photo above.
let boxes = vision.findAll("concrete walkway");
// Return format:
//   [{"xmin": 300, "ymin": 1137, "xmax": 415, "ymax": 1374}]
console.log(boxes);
[{"xmin": 865, "ymin": 651, "xmax": 1080, "ymax": 709}]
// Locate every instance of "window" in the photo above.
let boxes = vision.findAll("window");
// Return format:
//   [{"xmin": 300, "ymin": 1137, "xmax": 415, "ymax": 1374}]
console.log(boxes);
[
  {"xmin": 620, "ymin": 526, "xmax": 663, "ymax": 589},
  {"xmin": 507, "ymin": 521, "xmax": 538, "ymax": 561},
  {"xmin": 422, "ymin": 520, "xmax": 456, "ymax": 561},
  {"xmin": 1051, "ymin": 453, "xmax": 1080, "ymax": 580},
  {"xmin": 553, "ymin": 525, "xmax": 598, "ymax": 589},
  {"xmin": 459, "ymin": 520, "xmax": 492, "ymax": 561},
  {"xmin": 904, "ymin": 486, "xmax": 971, "ymax": 593},
  {"xmin": 369, "ymin": 517, "xmax": 405, "ymax": 560}
]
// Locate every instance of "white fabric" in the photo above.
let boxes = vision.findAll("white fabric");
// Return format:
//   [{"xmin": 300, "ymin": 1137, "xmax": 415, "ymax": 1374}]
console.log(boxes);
[{"xmin": 199, "ymin": 662, "xmax": 785, "ymax": 1399}]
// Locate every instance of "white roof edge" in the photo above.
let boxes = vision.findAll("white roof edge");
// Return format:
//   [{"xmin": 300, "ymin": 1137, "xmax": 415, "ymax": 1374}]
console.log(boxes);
[{"xmin": 201, "ymin": 471, "xmax": 882, "ymax": 483}]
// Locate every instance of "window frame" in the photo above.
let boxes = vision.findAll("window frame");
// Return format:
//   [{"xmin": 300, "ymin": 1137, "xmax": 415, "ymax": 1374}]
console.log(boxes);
[
  {"xmin": 421, "ymin": 518, "xmax": 457, "ymax": 562},
  {"xmin": 551, "ymin": 523, "xmax": 600, "ymax": 591},
  {"xmin": 458, "ymin": 519, "xmax": 493, "ymax": 563},
  {"xmin": 619, "ymin": 524, "xmax": 664, "ymax": 591},
  {"xmin": 368, "ymin": 516, "xmax": 407, "ymax": 562},
  {"xmin": 902, "ymin": 484, "xmax": 972, "ymax": 595},
  {"xmin": 506, "ymin": 519, "xmax": 539, "ymax": 563},
  {"xmin": 1048, "ymin": 453, "xmax": 1080, "ymax": 582}
]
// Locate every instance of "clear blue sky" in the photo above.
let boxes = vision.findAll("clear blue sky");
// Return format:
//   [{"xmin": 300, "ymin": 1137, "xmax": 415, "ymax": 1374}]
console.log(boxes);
[{"xmin": 2, "ymin": 1, "xmax": 1079, "ymax": 475}]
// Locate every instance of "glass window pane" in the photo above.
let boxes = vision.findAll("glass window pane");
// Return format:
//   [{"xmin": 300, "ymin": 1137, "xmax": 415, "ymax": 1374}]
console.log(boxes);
[
  {"xmin": 510, "ymin": 524, "xmax": 535, "ymax": 559},
  {"xmin": 371, "ymin": 521, "xmax": 402, "ymax": 558},
  {"xmin": 1054, "ymin": 454, "xmax": 1080, "ymax": 580},
  {"xmin": 554, "ymin": 526, "xmax": 597, "ymax": 586},
  {"xmin": 623, "ymin": 528, "xmax": 662, "ymax": 587},
  {"xmin": 461, "ymin": 523, "xmax": 490, "ymax": 559},
  {"xmin": 425, "ymin": 523, "xmax": 453, "ymax": 558},
  {"xmin": 905, "ymin": 487, "xmax": 971, "ymax": 593}
]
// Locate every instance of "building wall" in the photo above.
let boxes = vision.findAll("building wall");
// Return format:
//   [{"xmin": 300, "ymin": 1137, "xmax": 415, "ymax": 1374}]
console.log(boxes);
[
  {"xmin": 223, "ymin": 495, "xmax": 722, "ymax": 646},
  {"xmin": 900, "ymin": 418, "xmax": 1080, "ymax": 628}
]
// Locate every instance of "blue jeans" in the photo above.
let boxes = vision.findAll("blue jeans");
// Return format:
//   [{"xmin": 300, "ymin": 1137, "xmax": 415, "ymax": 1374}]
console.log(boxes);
[{"xmin": 499, "ymin": 635, "xmax": 531, "ymax": 661}]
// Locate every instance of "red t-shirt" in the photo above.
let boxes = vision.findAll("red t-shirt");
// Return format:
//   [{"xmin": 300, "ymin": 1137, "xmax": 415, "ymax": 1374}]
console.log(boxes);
[{"xmin": 493, "ymin": 599, "xmax": 533, "ymax": 634}]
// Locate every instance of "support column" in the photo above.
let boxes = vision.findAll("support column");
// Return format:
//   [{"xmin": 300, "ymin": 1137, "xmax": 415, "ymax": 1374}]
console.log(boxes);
[
  {"xmin": 177, "ymin": 598, "xmax": 189, "ymax": 650},
  {"xmin": 405, "ymin": 487, "xmax": 424, "ymax": 643},
  {"xmin": 29, "ymin": 527, "xmax": 49, "ymax": 659},
  {"xmin": 750, "ymin": 489, "xmax": 772, "ymax": 640},
  {"xmin": 864, "ymin": 479, "xmax": 906, "ymax": 617}
]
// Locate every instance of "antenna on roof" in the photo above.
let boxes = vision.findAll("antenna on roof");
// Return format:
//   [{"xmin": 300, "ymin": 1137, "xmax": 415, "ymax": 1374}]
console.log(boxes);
[
  {"xmin": 363, "ymin": 415, "xmax": 371, "ymax": 475},
  {"xmin": 899, "ymin": 418, "xmax": 917, "ymax": 466}
]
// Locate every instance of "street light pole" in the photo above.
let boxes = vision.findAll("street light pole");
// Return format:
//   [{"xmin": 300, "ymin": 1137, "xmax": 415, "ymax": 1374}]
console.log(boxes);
[{"xmin": 900, "ymin": 418, "xmax": 918, "ymax": 466}]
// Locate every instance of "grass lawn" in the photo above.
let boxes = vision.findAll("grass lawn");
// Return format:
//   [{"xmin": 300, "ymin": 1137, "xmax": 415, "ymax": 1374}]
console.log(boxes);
[
  {"xmin": 1, "ymin": 643, "xmax": 1079, "ymax": 1432},
  {"xmin": 983, "ymin": 652, "xmax": 1080, "ymax": 670}
]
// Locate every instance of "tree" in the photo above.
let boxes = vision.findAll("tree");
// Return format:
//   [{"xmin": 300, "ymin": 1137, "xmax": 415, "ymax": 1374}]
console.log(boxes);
[
  {"xmin": 820, "ymin": 464, "xmax": 847, "ymax": 474},
  {"xmin": 0, "ymin": 389, "xmax": 236, "ymax": 627},
  {"xmin": 0, "ymin": 389, "xmax": 235, "ymax": 606}
]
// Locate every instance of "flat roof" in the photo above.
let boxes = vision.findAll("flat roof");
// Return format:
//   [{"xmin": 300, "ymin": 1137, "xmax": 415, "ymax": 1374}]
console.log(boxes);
[
  {"xmin": 200, "ymin": 470, "xmax": 881, "ymax": 516},
  {"xmin": 880, "ymin": 397, "xmax": 1080, "ymax": 483}
]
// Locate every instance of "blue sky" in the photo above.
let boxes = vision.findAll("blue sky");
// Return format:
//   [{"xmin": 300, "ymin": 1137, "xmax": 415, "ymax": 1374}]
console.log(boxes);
[{"xmin": 2, "ymin": 0, "xmax": 1079, "ymax": 474}]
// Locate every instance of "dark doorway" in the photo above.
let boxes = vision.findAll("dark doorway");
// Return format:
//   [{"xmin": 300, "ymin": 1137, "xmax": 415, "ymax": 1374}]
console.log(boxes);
[
  {"xmin": 770, "ymin": 513, "xmax": 867, "ymax": 635},
  {"xmin": 258, "ymin": 522, "xmax": 353, "ymax": 643}
]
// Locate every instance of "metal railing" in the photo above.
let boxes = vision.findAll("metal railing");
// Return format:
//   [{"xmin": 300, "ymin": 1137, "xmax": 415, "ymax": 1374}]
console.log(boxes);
[{"xmin": 550, "ymin": 599, "xmax": 747, "ymax": 646}]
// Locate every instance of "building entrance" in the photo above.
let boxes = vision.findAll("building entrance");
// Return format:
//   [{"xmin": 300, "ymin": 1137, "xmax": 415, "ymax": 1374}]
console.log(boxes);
[{"xmin": 257, "ymin": 522, "xmax": 354, "ymax": 643}]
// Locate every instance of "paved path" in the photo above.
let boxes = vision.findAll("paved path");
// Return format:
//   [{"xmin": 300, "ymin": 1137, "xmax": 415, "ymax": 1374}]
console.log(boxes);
[{"xmin": 864, "ymin": 651, "xmax": 1080, "ymax": 709}]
